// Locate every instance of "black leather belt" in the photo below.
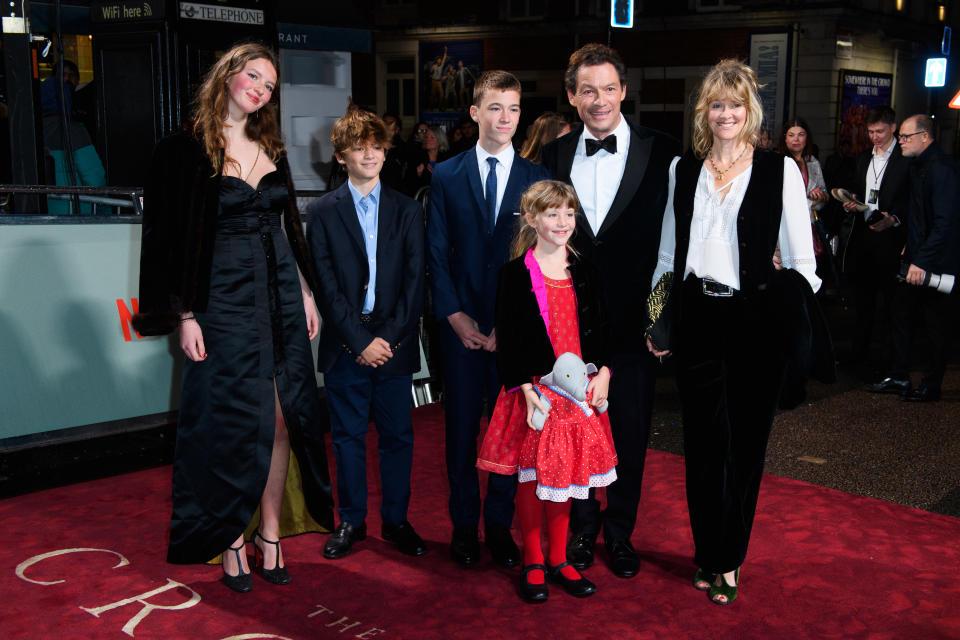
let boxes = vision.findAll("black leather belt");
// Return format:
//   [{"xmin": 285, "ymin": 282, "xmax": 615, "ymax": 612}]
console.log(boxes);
[{"xmin": 701, "ymin": 278, "xmax": 735, "ymax": 298}]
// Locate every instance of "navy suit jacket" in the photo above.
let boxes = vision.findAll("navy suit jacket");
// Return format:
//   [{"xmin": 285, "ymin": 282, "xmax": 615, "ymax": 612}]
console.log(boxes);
[
  {"xmin": 426, "ymin": 147, "xmax": 551, "ymax": 333},
  {"xmin": 306, "ymin": 182, "xmax": 425, "ymax": 376}
]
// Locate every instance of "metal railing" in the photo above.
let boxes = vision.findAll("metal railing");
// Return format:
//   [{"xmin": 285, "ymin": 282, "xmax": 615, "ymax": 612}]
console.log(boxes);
[{"xmin": 0, "ymin": 185, "xmax": 144, "ymax": 215}]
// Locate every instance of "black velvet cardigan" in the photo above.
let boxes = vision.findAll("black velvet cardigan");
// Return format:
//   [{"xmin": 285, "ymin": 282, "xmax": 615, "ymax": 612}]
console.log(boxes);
[
  {"xmin": 132, "ymin": 132, "xmax": 319, "ymax": 336},
  {"xmin": 495, "ymin": 251, "xmax": 611, "ymax": 391}
]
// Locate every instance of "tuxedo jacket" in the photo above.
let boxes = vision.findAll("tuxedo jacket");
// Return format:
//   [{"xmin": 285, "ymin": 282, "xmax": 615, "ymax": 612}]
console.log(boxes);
[
  {"xmin": 306, "ymin": 182, "xmax": 425, "ymax": 376},
  {"xmin": 495, "ymin": 252, "xmax": 611, "ymax": 391},
  {"xmin": 133, "ymin": 132, "xmax": 318, "ymax": 336},
  {"xmin": 849, "ymin": 144, "xmax": 910, "ymax": 256},
  {"xmin": 541, "ymin": 120, "xmax": 680, "ymax": 351},
  {"xmin": 426, "ymin": 147, "xmax": 551, "ymax": 333}
]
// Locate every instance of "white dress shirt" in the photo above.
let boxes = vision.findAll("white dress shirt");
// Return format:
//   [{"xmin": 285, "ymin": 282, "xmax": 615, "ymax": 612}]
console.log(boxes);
[
  {"xmin": 476, "ymin": 142, "xmax": 515, "ymax": 222},
  {"xmin": 864, "ymin": 140, "xmax": 896, "ymax": 221},
  {"xmin": 652, "ymin": 156, "xmax": 821, "ymax": 292},
  {"xmin": 570, "ymin": 115, "xmax": 631, "ymax": 234}
]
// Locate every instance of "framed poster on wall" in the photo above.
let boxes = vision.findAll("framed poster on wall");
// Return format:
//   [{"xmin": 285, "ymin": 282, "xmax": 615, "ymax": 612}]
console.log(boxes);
[
  {"xmin": 419, "ymin": 40, "xmax": 483, "ymax": 132},
  {"xmin": 838, "ymin": 70, "xmax": 893, "ymax": 155},
  {"xmin": 748, "ymin": 31, "xmax": 792, "ymax": 146}
]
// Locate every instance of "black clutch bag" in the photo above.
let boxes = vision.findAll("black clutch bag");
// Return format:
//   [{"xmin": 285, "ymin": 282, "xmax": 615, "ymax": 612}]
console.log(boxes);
[{"xmin": 645, "ymin": 272, "xmax": 674, "ymax": 353}]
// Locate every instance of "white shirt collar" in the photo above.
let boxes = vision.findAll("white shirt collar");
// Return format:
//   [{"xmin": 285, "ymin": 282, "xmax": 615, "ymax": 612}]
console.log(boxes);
[
  {"xmin": 873, "ymin": 140, "xmax": 896, "ymax": 160},
  {"xmin": 476, "ymin": 142, "xmax": 515, "ymax": 169}
]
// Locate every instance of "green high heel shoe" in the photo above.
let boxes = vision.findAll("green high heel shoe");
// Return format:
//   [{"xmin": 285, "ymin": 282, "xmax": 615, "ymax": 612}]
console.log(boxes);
[
  {"xmin": 693, "ymin": 568, "xmax": 717, "ymax": 591},
  {"xmin": 708, "ymin": 568, "xmax": 740, "ymax": 605}
]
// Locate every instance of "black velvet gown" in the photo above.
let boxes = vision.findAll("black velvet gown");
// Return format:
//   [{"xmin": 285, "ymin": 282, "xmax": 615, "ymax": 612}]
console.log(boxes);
[{"xmin": 167, "ymin": 170, "xmax": 328, "ymax": 564}]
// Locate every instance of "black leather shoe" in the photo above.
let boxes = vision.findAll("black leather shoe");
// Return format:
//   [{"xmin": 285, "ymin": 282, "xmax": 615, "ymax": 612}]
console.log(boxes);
[
  {"xmin": 566, "ymin": 533, "xmax": 596, "ymax": 570},
  {"xmin": 903, "ymin": 383, "xmax": 941, "ymax": 402},
  {"xmin": 866, "ymin": 377, "xmax": 910, "ymax": 394},
  {"xmin": 519, "ymin": 564, "xmax": 549, "ymax": 603},
  {"xmin": 547, "ymin": 561, "xmax": 596, "ymax": 597},
  {"xmin": 450, "ymin": 526, "xmax": 481, "ymax": 565},
  {"xmin": 382, "ymin": 521, "xmax": 427, "ymax": 557},
  {"xmin": 485, "ymin": 526, "xmax": 520, "ymax": 567},
  {"xmin": 605, "ymin": 538, "xmax": 639, "ymax": 578},
  {"xmin": 323, "ymin": 521, "xmax": 367, "ymax": 559}
]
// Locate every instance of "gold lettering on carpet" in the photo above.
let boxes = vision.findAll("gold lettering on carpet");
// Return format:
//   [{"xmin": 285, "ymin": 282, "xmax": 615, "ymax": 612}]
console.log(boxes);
[
  {"xmin": 309, "ymin": 604, "xmax": 387, "ymax": 637},
  {"xmin": 15, "ymin": 547, "xmax": 130, "ymax": 585},
  {"xmin": 79, "ymin": 578, "xmax": 201, "ymax": 636}
]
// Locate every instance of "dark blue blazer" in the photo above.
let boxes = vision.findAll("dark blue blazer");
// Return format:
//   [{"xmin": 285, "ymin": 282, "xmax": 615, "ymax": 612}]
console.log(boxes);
[
  {"xmin": 426, "ymin": 147, "xmax": 551, "ymax": 333},
  {"xmin": 306, "ymin": 182, "xmax": 425, "ymax": 376}
]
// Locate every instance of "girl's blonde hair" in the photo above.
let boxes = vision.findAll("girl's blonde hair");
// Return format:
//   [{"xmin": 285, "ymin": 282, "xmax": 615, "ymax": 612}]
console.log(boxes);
[
  {"xmin": 691, "ymin": 59, "xmax": 764, "ymax": 158},
  {"xmin": 191, "ymin": 42, "xmax": 284, "ymax": 174},
  {"xmin": 510, "ymin": 180, "xmax": 581, "ymax": 259}
]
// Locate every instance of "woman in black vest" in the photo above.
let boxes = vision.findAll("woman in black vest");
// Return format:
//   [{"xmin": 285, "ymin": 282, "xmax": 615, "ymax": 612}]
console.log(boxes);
[{"xmin": 646, "ymin": 60, "xmax": 820, "ymax": 605}]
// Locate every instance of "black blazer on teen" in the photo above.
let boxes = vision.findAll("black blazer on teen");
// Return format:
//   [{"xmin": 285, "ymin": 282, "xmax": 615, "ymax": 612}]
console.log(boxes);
[
  {"xmin": 427, "ymin": 147, "xmax": 551, "ymax": 333},
  {"xmin": 306, "ymin": 182, "xmax": 425, "ymax": 376},
  {"xmin": 133, "ymin": 132, "xmax": 318, "ymax": 336},
  {"xmin": 541, "ymin": 120, "xmax": 680, "ymax": 351},
  {"xmin": 495, "ymin": 252, "xmax": 611, "ymax": 391}
]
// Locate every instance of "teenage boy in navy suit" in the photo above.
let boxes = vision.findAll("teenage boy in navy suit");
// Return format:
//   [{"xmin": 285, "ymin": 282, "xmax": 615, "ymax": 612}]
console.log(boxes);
[
  {"xmin": 427, "ymin": 70, "xmax": 551, "ymax": 566},
  {"xmin": 307, "ymin": 110, "xmax": 427, "ymax": 560}
]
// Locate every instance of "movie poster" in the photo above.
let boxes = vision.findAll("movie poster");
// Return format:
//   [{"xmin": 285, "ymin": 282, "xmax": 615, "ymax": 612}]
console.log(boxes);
[
  {"xmin": 419, "ymin": 40, "xmax": 483, "ymax": 132},
  {"xmin": 838, "ymin": 70, "xmax": 893, "ymax": 155}
]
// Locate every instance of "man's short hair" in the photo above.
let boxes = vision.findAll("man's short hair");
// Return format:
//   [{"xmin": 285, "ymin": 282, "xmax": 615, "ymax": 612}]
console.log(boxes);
[
  {"xmin": 866, "ymin": 106, "xmax": 896, "ymax": 126},
  {"xmin": 330, "ymin": 110, "xmax": 392, "ymax": 154},
  {"xmin": 472, "ymin": 70, "xmax": 521, "ymax": 106},
  {"xmin": 564, "ymin": 43, "xmax": 627, "ymax": 95},
  {"xmin": 911, "ymin": 113, "xmax": 936, "ymax": 139}
]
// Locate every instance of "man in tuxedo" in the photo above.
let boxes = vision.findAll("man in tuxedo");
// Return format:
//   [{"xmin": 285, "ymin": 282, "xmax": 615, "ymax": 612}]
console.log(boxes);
[
  {"xmin": 307, "ymin": 110, "xmax": 427, "ymax": 559},
  {"xmin": 541, "ymin": 43, "xmax": 680, "ymax": 578},
  {"xmin": 868, "ymin": 114, "xmax": 959, "ymax": 401},
  {"xmin": 841, "ymin": 106, "xmax": 910, "ymax": 367},
  {"xmin": 427, "ymin": 70, "xmax": 550, "ymax": 566}
]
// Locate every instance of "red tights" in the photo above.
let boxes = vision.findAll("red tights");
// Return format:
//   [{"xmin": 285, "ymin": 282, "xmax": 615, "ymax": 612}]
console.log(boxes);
[{"xmin": 516, "ymin": 481, "xmax": 581, "ymax": 584}]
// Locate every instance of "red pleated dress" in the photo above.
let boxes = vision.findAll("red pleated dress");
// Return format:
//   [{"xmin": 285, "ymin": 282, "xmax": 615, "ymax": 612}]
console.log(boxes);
[{"xmin": 477, "ymin": 274, "xmax": 618, "ymax": 502}]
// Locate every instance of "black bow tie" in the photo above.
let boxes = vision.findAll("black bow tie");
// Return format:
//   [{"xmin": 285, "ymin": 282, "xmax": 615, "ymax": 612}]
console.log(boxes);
[{"xmin": 585, "ymin": 135, "xmax": 617, "ymax": 157}]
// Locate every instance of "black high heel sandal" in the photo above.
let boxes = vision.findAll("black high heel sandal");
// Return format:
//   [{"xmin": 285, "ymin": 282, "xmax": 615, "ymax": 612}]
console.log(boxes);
[
  {"xmin": 254, "ymin": 529, "xmax": 291, "ymax": 585},
  {"xmin": 221, "ymin": 542, "xmax": 252, "ymax": 593}
]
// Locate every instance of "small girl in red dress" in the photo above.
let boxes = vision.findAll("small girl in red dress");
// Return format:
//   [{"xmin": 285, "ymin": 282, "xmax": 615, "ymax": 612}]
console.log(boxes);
[{"xmin": 478, "ymin": 180, "xmax": 616, "ymax": 602}]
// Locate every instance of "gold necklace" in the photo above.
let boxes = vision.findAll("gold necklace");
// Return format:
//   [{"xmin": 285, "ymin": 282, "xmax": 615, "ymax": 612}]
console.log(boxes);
[{"xmin": 708, "ymin": 145, "xmax": 748, "ymax": 182}]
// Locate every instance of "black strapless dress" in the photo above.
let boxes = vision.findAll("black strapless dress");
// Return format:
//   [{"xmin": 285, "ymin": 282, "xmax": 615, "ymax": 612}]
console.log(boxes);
[{"xmin": 167, "ymin": 171, "xmax": 331, "ymax": 564}]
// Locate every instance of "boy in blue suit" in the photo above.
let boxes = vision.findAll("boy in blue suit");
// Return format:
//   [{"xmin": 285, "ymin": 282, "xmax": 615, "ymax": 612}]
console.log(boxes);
[
  {"xmin": 307, "ymin": 111, "xmax": 427, "ymax": 560},
  {"xmin": 427, "ymin": 70, "xmax": 551, "ymax": 566}
]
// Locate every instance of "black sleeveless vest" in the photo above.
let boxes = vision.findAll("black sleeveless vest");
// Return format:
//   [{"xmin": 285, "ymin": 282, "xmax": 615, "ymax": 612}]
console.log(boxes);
[{"xmin": 672, "ymin": 148, "xmax": 785, "ymax": 295}]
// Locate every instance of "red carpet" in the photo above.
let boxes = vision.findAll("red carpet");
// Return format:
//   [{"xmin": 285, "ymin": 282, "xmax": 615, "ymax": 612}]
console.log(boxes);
[{"xmin": 1, "ymin": 404, "xmax": 958, "ymax": 639}]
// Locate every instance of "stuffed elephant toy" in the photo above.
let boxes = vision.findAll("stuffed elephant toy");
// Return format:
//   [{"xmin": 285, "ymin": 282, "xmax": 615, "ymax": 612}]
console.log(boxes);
[{"xmin": 531, "ymin": 352, "xmax": 608, "ymax": 431}]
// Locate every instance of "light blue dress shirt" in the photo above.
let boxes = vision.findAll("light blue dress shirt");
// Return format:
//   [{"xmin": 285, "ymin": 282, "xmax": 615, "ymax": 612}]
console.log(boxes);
[{"xmin": 347, "ymin": 180, "xmax": 381, "ymax": 314}]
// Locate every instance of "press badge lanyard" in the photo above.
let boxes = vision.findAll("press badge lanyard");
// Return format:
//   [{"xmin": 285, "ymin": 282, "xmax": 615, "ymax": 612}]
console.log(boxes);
[{"xmin": 868, "ymin": 152, "xmax": 889, "ymax": 205}]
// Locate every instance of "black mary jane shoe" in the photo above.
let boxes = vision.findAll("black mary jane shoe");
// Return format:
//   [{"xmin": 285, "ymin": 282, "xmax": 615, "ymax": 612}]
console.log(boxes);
[
  {"xmin": 221, "ymin": 542, "xmax": 253, "ymax": 593},
  {"xmin": 547, "ymin": 561, "xmax": 596, "ymax": 598},
  {"xmin": 253, "ymin": 529, "xmax": 291, "ymax": 585},
  {"xmin": 519, "ymin": 564, "xmax": 549, "ymax": 603}
]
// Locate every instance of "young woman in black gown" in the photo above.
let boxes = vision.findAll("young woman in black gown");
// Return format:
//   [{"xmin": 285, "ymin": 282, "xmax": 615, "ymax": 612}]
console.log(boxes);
[{"xmin": 134, "ymin": 43, "xmax": 334, "ymax": 592}]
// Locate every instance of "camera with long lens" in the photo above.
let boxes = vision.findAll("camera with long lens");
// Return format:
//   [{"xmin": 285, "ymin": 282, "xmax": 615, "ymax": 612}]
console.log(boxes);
[{"xmin": 897, "ymin": 261, "xmax": 956, "ymax": 294}]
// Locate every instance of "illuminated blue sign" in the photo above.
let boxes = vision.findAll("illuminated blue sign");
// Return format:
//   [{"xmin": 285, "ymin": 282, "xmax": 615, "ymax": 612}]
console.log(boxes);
[{"xmin": 925, "ymin": 58, "xmax": 947, "ymax": 87}]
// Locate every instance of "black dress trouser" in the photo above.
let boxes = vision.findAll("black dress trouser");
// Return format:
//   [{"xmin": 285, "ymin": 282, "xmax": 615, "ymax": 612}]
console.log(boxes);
[
  {"xmin": 888, "ymin": 282, "xmax": 953, "ymax": 389},
  {"xmin": 569, "ymin": 352, "xmax": 656, "ymax": 542},
  {"xmin": 676, "ymin": 277, "xmax": 787, "ymax": 575}
]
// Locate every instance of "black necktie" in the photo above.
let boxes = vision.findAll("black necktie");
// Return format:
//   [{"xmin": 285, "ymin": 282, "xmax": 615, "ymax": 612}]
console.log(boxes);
[{"xmin": 585, "ymin": 134, "xmax": 617, "ymax": 157}]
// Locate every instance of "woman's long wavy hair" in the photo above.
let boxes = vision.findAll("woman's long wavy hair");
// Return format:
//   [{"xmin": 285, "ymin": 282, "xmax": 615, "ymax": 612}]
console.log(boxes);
[
  {"xmin": 691, "ymin": 59, "xmax": 764, "ymax": 159},
  {"xmin": 510, "ymin": 180, "xmax": 581, "ymax": 259},
  {"xmin": 192, "ymin": 42, "xmax": 284, "ymax": 174},
  {"xmin": 519, "ymin": 112, "xmax": 569, "ymax": 164}
]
